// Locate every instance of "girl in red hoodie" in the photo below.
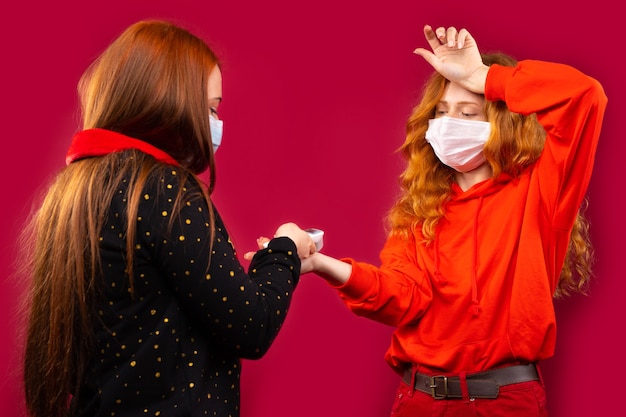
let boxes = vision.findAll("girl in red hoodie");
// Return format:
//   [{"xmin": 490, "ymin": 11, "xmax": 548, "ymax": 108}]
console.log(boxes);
[{"xmin": 297, "ymin": 24, "xmax": 607, "ymax": 416}]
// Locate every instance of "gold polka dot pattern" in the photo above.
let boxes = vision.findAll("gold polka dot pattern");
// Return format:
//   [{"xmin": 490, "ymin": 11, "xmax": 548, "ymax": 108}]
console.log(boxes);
[{"xmin": 78, "ymin": 167, "xmax": 301, "ymax": 417}]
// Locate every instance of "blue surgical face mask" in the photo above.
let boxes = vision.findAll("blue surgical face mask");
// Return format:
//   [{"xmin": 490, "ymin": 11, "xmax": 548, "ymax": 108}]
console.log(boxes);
[{"xmin": 209, "ymin": 114, "xmax": 223, "ymax": 153}]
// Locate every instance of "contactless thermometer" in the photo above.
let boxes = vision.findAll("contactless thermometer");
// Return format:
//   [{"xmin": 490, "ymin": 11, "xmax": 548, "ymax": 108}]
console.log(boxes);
[
  {"xmin": 304, "ymin": 228, "xmax": 324, "ymax": 251},
  {"xmin": 263, "ymin": 228, "xmax": 324, "ymax": 251}
]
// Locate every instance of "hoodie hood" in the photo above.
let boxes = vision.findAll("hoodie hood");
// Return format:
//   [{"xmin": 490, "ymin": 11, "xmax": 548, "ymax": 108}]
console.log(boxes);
[{"xmin": 449, "ymin": 172, "xmax": 514, "ymax": 202}]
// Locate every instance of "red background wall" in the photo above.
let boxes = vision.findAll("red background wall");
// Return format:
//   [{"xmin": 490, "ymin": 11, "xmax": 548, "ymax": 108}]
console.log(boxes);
[{"xmin": 1, "ymin": 1, "xmax": 623, "ymax": 416}]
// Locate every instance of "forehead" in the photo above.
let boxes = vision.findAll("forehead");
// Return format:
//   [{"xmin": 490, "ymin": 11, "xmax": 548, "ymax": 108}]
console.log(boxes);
[
  {"xmin": 440, "ymin": 82, "xmax": 484, "ymax": 105},
  {"xmin": 208, "ymin": 65, "xmax": 222, "ymax": 97}
]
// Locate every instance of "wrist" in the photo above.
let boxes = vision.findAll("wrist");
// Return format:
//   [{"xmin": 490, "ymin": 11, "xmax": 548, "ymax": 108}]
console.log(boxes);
[{"xmin": 467, "ymin": 65, "xmax": 489, "ymax": 94}]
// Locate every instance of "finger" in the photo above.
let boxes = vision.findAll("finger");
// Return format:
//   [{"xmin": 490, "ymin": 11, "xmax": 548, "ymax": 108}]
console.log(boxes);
[
  {"xmin": 243, "ymin": 251, "xmax": 256, "ymax": 261},
  {"xmin": 299, "ymin": 241, "xmax": 316, "ymax": 259},
  {"xmin": 422, "ymin": 24, "xmax": 442, "ymax": 51},
  {"xmin": 445, "ymin": 27, "xmax": 458, "ymax": 48},
  {"xmin": 256, "ymin": 236, "xmax": 270, "ymax": 249},
  {"xmin": 413, "ymin": 47, "xmax": 440, "ymax": 71},
  {"xmin": 457, "ymin": 28, "xmax": 471, "ymax": 49},
  {"xmin": 413, "ymin": 47, "xmax": 433, "ymax": 59},
  {"xmin": 434, "ymin": 26, "xmax": 447, "ymax": 43}
]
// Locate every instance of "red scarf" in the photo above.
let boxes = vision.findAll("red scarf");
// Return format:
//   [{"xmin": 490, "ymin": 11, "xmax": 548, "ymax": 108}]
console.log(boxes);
[{"xmin": 66, "ymin": 128, "xmax": 179, "ymax": 166}]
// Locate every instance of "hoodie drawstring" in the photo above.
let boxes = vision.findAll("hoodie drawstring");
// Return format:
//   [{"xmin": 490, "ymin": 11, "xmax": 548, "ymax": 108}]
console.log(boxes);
[
  {"xmin": 433, "ymin": 232, "xmax": 447, "ymax": 286},
  {"xmin": 469, "ymin": 196, "xmax": 483, "ymax": 317}
]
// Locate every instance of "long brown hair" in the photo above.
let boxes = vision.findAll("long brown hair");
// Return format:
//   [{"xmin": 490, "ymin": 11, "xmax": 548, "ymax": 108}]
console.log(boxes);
[
  {"xmin": 387, "ymin": 52, "xmax": 593, "ymax": 298},
  {"xmin": 22, "ymin": 20, "xmax": 220, "ymax": 417}
]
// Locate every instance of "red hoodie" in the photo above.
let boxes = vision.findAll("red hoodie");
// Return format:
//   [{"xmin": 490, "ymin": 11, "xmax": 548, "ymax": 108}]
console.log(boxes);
[{"xmin": 335, "ymin": 60, "xmax": 607, "ymax": 374}]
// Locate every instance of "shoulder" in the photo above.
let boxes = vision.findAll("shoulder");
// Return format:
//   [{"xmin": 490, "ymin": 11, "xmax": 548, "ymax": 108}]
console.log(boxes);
[{"xmin": 141, "ymin": 166, "xmax": 208, "ymax": 203}]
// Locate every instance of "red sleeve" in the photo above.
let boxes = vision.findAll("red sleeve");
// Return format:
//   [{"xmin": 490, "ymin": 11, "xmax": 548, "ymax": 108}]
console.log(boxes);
[
  {"xmin": 330, "ymin": 233, "xmax": 433, "ymax": 327},
  {"xmin": 486, "ymin": 61, "xmax": 608, "ymax": 229}
]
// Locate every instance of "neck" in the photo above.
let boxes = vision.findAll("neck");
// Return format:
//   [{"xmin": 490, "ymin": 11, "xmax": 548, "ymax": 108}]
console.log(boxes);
[{"xmin": 455, "ymin": 163, "xmax": 493, "ymax": 191}]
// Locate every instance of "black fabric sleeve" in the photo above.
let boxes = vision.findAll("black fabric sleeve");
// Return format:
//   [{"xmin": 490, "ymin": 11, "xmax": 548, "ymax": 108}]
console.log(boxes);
[{"xmin": 136, "ymin": 168, "xmax": 300, "ymax": 358}]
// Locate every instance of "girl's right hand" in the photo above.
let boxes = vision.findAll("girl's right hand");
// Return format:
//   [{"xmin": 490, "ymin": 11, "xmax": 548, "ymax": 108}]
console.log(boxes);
[{"xmin": 273, "ymin": 222, "xmax": 316, "ymax": 259}]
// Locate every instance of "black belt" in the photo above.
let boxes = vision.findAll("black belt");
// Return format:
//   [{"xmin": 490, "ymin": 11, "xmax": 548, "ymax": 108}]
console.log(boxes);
[{"xmin": 402, "ymin": 363, "xmax": 539, "ymax": 399}]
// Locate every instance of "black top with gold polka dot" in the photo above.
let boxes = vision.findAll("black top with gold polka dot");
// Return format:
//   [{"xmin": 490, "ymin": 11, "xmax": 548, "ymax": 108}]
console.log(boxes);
[{"xmin": 75, "ymin": 167, "xmax": 301, "ymax": 417}]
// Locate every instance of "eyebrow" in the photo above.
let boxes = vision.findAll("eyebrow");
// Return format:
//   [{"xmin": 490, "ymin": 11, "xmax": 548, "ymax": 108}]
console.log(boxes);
[{"xmin": 438, "ymin": 100, "xmax": 481, "ymax": 106}]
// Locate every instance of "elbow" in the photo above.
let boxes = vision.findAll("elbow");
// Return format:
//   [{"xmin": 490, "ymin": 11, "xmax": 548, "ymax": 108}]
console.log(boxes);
[
  {"xmin": 230, "ymin": 322, "xmax": 282, "ymax": 360},
  {"xmin": 585, "ymin": 77, "xmax": 608, "ymax": 109},
  {"xmin": 235, "ymin": 335, "xmax": 275, "ymax": 360}
]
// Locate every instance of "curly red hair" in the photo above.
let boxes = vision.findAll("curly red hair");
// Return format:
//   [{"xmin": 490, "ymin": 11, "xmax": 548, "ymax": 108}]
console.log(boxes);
[{"xmin": 386, "ymin": 52, "xmax": 593, "ymax": 298}]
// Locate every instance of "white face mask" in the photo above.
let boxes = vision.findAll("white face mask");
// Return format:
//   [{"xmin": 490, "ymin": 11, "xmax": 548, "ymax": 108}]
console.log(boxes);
[
  {"xmin": 209, "ymin": 114, "xmax": 223, "ymax": 153},
  {"xmin": 425, "ymin": 116, "xmax": 491, "ymax": 173}
]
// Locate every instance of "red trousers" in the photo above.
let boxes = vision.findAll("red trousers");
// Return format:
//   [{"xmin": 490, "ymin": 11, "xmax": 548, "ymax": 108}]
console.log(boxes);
[{"xmin": 390, "ymin": 378, "xmax": 548, "ymax": 417}]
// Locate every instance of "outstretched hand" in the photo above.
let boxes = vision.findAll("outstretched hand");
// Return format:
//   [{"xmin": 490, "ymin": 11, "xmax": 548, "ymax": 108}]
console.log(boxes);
[
  {"xmin": 243, "ymin": 237, "xmax": 270, "ymax": 262},
  {"xmin": 413, "ymin": 25, "xmax": 488, "ymax": 94},
  {"xmin": 242, "ymin": 222, "xmax": 316, "ymax": 262},
  {"xmin": 242, "ymin": 237, "xmax": 319, "ymax": 276}
]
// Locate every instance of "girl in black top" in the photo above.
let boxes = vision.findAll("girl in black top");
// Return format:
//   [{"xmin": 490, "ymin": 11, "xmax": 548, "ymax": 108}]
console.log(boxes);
[{"xmin": 21, "ymin": 20, "xmax": 315, "ymax": 417}]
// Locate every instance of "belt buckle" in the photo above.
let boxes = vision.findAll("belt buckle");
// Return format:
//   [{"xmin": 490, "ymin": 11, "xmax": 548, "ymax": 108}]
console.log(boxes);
[{"xmin": 429, "ymin": 375, "xmax": 448, "ymax": 399}]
